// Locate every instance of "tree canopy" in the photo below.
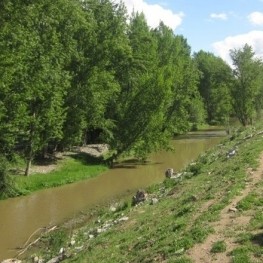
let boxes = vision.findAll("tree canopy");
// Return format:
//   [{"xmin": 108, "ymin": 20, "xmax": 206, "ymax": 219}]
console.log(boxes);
[
  {"xmin": 230, "ymin": 44, "xmax": 263, "ymax": 126},
  {"xmin": 193, "ymin": 50, "xmax": 233, "ymax": 125},
  {"xmin": 0, "ymin": 0, "xmax": 262, "ymax": 176}
]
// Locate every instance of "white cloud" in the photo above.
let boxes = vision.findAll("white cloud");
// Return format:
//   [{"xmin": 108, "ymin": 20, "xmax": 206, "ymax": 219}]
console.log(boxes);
[
  {"xmin": 210, "ymin": 13, "xmax": 228, "ymax": 20},
  {"xmin": 212, "ymin": 31, "xmax": 263, "ymax": 65},
  {"xmin": 248, "ymin": 11, "xmax": 263, "ymax": 25},
  {"xmin": 118, "ymin": 0, "xmax": 184, "ymax": 30}
]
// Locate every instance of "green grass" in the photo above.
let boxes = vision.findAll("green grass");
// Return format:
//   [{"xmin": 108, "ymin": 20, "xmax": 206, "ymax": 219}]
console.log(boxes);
[
  {"xmin": 237, "ymin": 192, "xmax": 263, "ymax": 211},
  {"xmin": 231, "ymin": 247, "xmax": 252, "ymax": 263},
  {"xmin": 14, "ymin": 153, "xmax": 108, "ymax": 194},
  {"xmin": 211, "ymin": 240, "xmax": 227, "ymax": 253},
  {"xmin": 22, "ymin": 124, "xmax": 263, "ymax": 262}
]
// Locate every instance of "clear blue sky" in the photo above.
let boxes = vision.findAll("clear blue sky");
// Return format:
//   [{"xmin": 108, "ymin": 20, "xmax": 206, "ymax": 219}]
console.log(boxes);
[{"xmin": 118, "ymin": 0, "xmax": 263, "ymax": 63}]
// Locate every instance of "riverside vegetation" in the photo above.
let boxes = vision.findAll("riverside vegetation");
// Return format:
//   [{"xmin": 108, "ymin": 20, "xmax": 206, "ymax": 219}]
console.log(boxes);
[
  {"xmin": 1, "ymin": 0, "xmax": 263, "ymax": 261},
  {"xmin": 16, "ymin": 124, "xmax": 263, "ymax": 263},
  {"xmin": 0, "ymin": 151, "xmax": 108, "ymax": 199}
]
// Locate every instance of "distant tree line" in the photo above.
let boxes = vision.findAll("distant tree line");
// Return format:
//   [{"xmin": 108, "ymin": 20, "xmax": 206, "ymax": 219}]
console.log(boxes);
[{"xmin": 0, "ymin": 0, "xmax": 263, "ymax": 175}]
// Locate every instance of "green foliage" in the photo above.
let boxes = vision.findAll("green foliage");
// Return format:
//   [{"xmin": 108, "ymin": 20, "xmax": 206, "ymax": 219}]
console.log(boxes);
[
  {"xmin": 230, "ymin": 44, "xmax": 263, "ymax": 126},
  {"xmin": 190, "ymin": 224, "xmax": 213, "ymax": 243},
  {"xmin": 1, "ymin": 0, "xmax": 262, "ymax": 194},
  {"xmin": 210, "ymin": 240, "xmax": 227, "ymax": 253},
  {"xmin": 0, "ymin": 0, "xmax": 207, "ymax": 191},
  {"xmin": 0, "ymin": 156, "xmax": 19, "ymax": 199},
  {"xmin": 237, "ymin": 193, "xmax": 263, "ymax": 211},
  {"xmin": 63, "ymin": 0, "xmax": 129, "ymax": 148},
  {"xmin": 0, "ymin": 156, "xmax": 9, "ymax": 193},
  {"xmin": 193, "ymin": 50, "xmax": 233, "ymax": 125},
  {"xmin": 47, "ymin": 229, "xmax": 68, "ymax": 255},
  {"xmin": 249, "ymin": 211, "xmax": 263, "ymax": 231},
  {"xmin": 0, "ymin": 0, "xmax": 79, "ymax": 175},
  {"xmin": 108, "ymin": 20, "xmax": 204, "ymax": 161},
  {"xmin": 186, "ymin": 162, "xmax": 203, "ymax": 176},
  {"xmin": 231, "ymin": 247, "xmax": 252, "ymax": 263}
]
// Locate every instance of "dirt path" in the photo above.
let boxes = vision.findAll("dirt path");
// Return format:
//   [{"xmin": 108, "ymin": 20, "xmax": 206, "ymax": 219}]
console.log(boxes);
[{"xmin": 187, "ymin": 154, "xmax": 263, "ymax": 263}]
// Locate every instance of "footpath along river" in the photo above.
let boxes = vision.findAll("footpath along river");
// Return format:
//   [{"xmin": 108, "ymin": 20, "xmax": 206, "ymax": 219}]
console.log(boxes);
[{"xmin": 0, "ymin": 129, "xmax": 225, "ymax": 260}]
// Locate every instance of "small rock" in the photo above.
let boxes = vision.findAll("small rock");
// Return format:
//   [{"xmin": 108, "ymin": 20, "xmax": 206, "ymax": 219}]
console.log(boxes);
[
  {"xmin": 229, "ymin": 207, "xmax": 238, "ymax": 213},
  {"xmin": 118, "ymin": 216, "xmax": 129, "ymax": 222},
  {"xmin": 150, "ymin": 198, "xmax": 159, "ymax": 205},
  {"xmin": 132, "ymin": 190, "xmax": 148, "ymax": 206},
  {"xmin": 70, "ymin": 240, "xmax": 76, "ymax": 246},
  {"xmin": 97, "ymin": 228, "xmax": 105, "ymax": 234},
  {"xmin": 95, "ymin": 219, "xmax": 101, "ymax": 224},
  {"xmin": 227, "ymin": 148, "xmax": 237, "ymax": 158},
  {"xmin": 75, "ymin": 246, "xmax": 83, "ymax": 251},
  {"xmin": 1, "ymin": 259, "xmax": 22, "ymax": 263},
  {"xmin": 175, "ymin": 248, "xmax": 185, "ymax": 255},
  {"xmin": 165, "ymin": 168, "xmax": 174, "ymax": 178},
  {"xmin": 33, "ymin": 256, "xmax": 39, "ymax": 263},
  {"xmin": 189, "ymin": 195, "xmax": 198, "ymax": 202},
  {"xmin": 109, "ymin": 206, "xmax": 117, "ymax": 212},
  {"xmin": 46, "ymin": 256, "xmax": 60, "ymax": 263},
  {"xmin": 170, "ymin": 172, "xmax": 183, "ymax": 179},
  {"xmin": 59, "ymin": 247, "xmax": 64, "ymax": 254},
  {"xmin": 103, "ymin": 223, "xmax": 112, "ymax": 229},
  {"xmin": 89, "ymin": 234, "xmax": 94, "ymax": 239}
]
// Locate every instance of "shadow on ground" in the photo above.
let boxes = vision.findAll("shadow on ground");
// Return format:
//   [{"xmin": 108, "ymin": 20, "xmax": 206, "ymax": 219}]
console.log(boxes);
[
  {"xmin": 68, "ymin": 152, "xmax": 104, "ymax": 165},
  {"xmin": 251, "ymin": 232, "xmax": 263, "ymax": 247}
]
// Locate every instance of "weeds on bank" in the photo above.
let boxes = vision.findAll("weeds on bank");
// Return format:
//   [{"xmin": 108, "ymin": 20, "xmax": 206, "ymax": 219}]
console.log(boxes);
[{"xmin": 47, "ymin": 230, "xmax": 68, "ymax": 255}]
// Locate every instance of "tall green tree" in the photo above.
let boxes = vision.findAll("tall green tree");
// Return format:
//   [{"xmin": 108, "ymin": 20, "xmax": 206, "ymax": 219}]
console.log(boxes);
[
  {"xmin": 0, "ymin": 0, "xmax": 78, "ymax": 175},
  {"xmin": 230, "ymin": 44, "xmax": 263, "ymax": 126},
  {"xmin": 0, "ymin": 0, "xmax": 29, "ymax": 158},
  {"xmin": 62, "ymin": 0, "xmax": 131, "ymax": 148},
  {"xmin": 107, "ymin": 12, "xmax": 161, "ymax": 161},
  {"xmin": 193, "ymin": 50, "xmax": 233, "ymax": 125},
  {"xmin": 108, "ymin": 18, "xmax": 203, "ymax": 162},
  {"xmin": 154, "ymin": 23, "xmax": 205, "ymax": 132}
]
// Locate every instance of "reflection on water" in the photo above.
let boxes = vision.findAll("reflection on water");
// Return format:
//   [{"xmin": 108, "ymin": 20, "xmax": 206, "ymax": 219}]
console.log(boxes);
[{"xmin": 0, "ymin": 130, "xmax": 225, "ymax": 260}]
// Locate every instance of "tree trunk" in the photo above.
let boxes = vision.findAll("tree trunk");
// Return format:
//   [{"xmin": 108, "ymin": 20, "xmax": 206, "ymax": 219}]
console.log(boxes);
[
  {"xmin": 24, "ymin": 156, "xmax": 32, "ymax": 176},
  {"xmin": 25, "ymin": 112, "xmax": 35, "ymax": 176},
  {"xmin": 24, "ymin": 138, "xmax": 33, "ymax": 176}
]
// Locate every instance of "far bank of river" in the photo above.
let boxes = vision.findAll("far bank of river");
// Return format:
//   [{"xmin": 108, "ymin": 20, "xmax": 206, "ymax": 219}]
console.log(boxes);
[{"xmin": 0, "ymin": 129, "xmax": 226, "ymax": 260}]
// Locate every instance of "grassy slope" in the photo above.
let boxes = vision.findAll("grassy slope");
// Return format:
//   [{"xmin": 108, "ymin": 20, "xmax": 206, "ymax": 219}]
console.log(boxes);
[{"xmin": 24, "ymin": 126, "xmax": 263, "ymax": 263}]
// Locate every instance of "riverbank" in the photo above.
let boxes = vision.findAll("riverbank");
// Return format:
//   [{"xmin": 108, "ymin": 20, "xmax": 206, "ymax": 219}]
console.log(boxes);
[
  {"xmin": 1, "ymin": 145, "xmax": 109, "ymax": 200},
  {"xmin": 10, "ymin": 125, "xmax": 263, "ymax": 263}
]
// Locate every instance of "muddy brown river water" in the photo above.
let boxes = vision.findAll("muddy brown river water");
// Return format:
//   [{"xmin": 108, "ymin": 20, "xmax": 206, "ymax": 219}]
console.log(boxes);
[{"xmin": 0, "ymin": 130, "xmax": 225, "ymax": 260}]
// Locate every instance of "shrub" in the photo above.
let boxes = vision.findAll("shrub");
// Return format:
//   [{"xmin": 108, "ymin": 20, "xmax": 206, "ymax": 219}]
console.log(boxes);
[
  {"xmin": 210, "ymin": 240, "xmax": 227, "ymax": 253},
  {"xmin": 0, "ymin": 156, "xmax": 18, "ymax": 198}
]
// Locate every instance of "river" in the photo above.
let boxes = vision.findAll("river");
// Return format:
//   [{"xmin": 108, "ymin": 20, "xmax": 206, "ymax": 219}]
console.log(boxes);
[{"xmin": 0, "ymin": 129, "xmax": 225, "ymax": 260}]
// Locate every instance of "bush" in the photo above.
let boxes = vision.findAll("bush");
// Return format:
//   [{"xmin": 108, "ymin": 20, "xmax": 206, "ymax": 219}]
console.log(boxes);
[
  {"xmin": 0, "ymin": 156, "xmax": 18, "ymax": 199},
  {"xmin": 0, "ymin": 156, "xmax": 8, "ymax": 192},
  {"xmin": 188, "ymin": 162, "xmax": 202, "ymax": 176}
]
